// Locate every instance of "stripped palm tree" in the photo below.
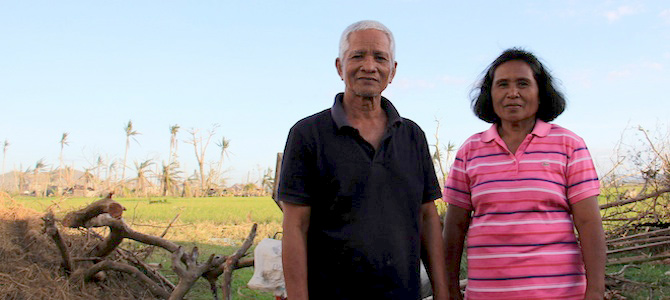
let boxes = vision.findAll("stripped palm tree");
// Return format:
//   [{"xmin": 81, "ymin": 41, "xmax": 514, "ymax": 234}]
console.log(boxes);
[
  {"xmin": 169, "ymin": 124, "xmax": 180, "ymax": 165},
  {"xmin": 215, "ymin": 136, "xmax": 231, "ymax": 183},
  {"xmin": 2, "ymin": 140, "xmax": 8, "ymax": 191},
  {"xmin": 95, "ymin": 156, "xmax": 104, "ymax": 183},
  {"xmin": 58, "ymin": 132, "xmax": 69, "ymax": 188},
  {"xmin": 106, "ymin": 160, "xmax": 118, "ymax": 191},
  {"xmin": 133, "ymin": 159, "xmax": 154, "ymax": 197},
  {"xmin": 431, "ymin": 120, "xmax": 455, "ymax": 186},
  {"xmin": 160, "ymin": 160, "xmax": 182, "ymax": 196},
  {"xmin": 32, "ymin": 159, "xmax": 48, "ymax": 196},
  {"xmin": 261, "ymin": 167, "xmax": 274, "ymax": 195},
  {"xmin": 122, "ymin": 120, "xmax": 141, "ymax": 183}
]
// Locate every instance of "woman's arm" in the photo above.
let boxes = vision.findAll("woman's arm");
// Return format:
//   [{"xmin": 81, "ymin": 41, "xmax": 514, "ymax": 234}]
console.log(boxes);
[
  {"xmin": 442, "ymin": 204, "xmax": 471, "ymax": 300},
  {"xmin": 571, "ymin": 196, "xmax": 606, "ymax": 300}
]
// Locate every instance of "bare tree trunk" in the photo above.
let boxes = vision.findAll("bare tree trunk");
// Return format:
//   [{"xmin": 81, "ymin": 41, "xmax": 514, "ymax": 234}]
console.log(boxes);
[{"xmin": 43, "ymin": 212, "xmax": 73, "ymax": 273}]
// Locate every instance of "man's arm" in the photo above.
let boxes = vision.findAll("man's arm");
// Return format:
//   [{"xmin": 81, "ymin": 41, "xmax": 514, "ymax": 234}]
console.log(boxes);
[
  {"xmin": 282, "ymin": 201, "xmax": 311, "ymax": 300},
  {"xmin": 420, "ymin": 201, "xmax": 448, "ymax": 300},
  {"xmin": 442, "ymin": 204, "xmax": 471, "ymax": 300},
  {"xmin": 571, "ymin": 196, "xmax": 606, "ymax": 300}
]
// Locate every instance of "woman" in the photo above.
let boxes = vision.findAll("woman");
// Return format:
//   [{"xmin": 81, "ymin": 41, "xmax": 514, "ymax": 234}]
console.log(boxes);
[{"xmin": 442, "ymin": 48, "xmax": 605, "ymax": 300}]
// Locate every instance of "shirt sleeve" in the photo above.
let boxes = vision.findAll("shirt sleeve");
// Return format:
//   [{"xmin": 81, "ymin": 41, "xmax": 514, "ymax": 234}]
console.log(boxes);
[
  {"xmin": 277, "ymin": 123, "xmax": 316, "ymax": 205},
  {"xmin": 566, "ymin": 136, "xmax": 600, "ymax": 204},
  {"xmin": 443, "ymin": 144, "xmax": 473, "ymax": 211}
]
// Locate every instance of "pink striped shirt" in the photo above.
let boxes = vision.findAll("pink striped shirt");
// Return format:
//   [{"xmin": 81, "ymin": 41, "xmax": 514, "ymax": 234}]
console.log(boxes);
[{"xmin": 444, "ymin": 120, "xmax": 600, "ymax": 299}]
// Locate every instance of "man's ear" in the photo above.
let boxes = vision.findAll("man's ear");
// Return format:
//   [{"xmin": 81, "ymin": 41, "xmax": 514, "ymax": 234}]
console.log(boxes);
[
  {"xmin": 389, "ymin": 61, "xmax": 398, "ymax": 83},
  {"xmin": 335, "ymin": 58, "xmax": 344, "ymax": 80}
]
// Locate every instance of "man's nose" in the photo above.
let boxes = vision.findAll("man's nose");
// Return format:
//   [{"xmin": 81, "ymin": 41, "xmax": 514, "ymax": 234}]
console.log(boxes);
[{"xmin": 360, "ymin": 57, "xmax": 377, "ymax": 72}]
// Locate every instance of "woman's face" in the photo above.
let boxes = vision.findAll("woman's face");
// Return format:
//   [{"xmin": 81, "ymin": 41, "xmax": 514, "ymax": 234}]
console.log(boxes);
[{"xmin": 491, "ymin": 60, "xmax": 539, "ymax": 125}]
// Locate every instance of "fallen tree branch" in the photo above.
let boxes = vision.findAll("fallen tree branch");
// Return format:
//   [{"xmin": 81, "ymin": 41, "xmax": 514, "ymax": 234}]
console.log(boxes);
[
  {"xmin": 607, "ymin": 264, "xmax": 640, "ymax": 276},
  {"xmin": 140, "ymin": 212, "xmax": 181, "ymax": 260},
  {"xmin": 600, "ymin": 187, "xmax": 670, "ymax": 210},
  {"xmin": 62, "ymin": 193, "xmax": 125, "ymax": 227},
  {"xmin": 220, "ymin": 223, "xmax": 257, "ymax": 300},
  {"xmin": 117, "ymin": 247, "xmax": 176, "ymax": 292},
  {"xmin": 608, "ymin": 235, "xmax": 670, "ymax": 246},
  {"xmin": 170, "ymin": 246, "xmax": 226, "ymax": 300},
  {"xmin": 607, "ymin": 240, "xmax": 670, "ymax": 255},
  {"xmin": 73, "ymin": 260, "xmax": 171, "ymax": 299},
  {"xmin": 607, "ymin": 254, "xmax": 670, "ymax": 265},
  {"xmin": 57, "ymin": 194, "xmax": 257, "ymax": 299},
  {"xmin": 607, "ymin": 227, "xmax": 670, "ymax": 243},
  {"xmin": 43, "ymin": 211, "xmax": 73, "ymax": 273}
]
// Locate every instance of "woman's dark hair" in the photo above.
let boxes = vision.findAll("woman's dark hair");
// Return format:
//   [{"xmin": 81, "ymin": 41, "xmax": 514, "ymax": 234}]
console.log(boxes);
[{"xmin": 471, "ymin": 48, "xmax": 566, "ymax": 123}]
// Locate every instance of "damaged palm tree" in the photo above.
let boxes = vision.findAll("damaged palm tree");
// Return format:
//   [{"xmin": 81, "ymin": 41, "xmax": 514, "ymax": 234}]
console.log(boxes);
[{"xmin": 44, "ymin": 193, "xmax": 256, "ymax": 300}]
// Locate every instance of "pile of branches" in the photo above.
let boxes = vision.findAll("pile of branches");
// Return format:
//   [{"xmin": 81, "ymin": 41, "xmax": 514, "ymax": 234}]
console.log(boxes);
[
  {"xmin": 43, "ymin": 193, "xmax": 256, "ymax": 300},
  {"xmin": 599, "ymin": 126, "xmax": 670, "ymax": 296}
]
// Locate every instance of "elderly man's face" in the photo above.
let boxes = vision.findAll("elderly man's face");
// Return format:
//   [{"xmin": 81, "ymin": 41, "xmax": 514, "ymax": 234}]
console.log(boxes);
[{"xmin": 336, "ymin": 29, "xmax": 396, "ymax": 98}]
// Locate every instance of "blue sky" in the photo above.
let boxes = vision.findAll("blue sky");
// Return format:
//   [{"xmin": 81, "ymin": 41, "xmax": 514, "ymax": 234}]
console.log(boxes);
[{"xmin": 1, "ymin": 1, "xmax": 668, "ymax": 185}]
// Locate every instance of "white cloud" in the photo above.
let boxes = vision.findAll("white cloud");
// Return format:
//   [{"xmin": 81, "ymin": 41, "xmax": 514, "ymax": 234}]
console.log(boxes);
[
  {"xmin": 393, "ymin": 74, "xmax": 469, "ymax": 90},
  {"xmin": 642, "ymin": 62, "xmax": 663, "ymax": 71},
  {"xmin": 565, "ymin": 70, "xmax": 594, "ymax": 89},
  {"xmin": 606, "ymin": 69, "xmax": 632, "ymax": 80},
  {"xmin": 605, "ymin": 61, "xmax": 664, "ymax": 81},
  {"xmin": 394, "ymin": 78, "xmax": 436, "ymax": 89},
  {"xmin": 440, "ymin": 75, "xmax": 469, "ymax": 86},
  {"xmin": 660, "ymin": 9, "xmax": 670, "ymax": 24},
  {"xmin": 604, "ymin": 5, "xmax": 641, "ymax": 22}
]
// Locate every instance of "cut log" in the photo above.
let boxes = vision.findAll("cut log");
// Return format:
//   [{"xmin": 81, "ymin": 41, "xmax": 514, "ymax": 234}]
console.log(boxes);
[{"xmin": 62, "ymin": 193, "xmax": 125, "ymax": 228}]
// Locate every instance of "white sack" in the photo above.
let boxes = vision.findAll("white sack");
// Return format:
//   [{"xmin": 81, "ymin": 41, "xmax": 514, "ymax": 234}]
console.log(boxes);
[{"xmin": 247, "ymin": 238, "xmax": 287, "ymax": 298}]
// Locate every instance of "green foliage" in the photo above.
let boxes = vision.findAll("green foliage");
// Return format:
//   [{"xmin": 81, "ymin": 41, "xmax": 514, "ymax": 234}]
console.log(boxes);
[{"xmin": 606, "ymin": 264, "xmax": 670, "ymax": 299}]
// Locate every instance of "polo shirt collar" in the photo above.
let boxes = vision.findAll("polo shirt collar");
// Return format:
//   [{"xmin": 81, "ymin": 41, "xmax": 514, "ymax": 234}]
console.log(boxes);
[
  {"xmin": 480, "ymin": 119, "xmax": 552, "ymax": 142},
  {"xmin": 330, "ymin": 92, "xmax": 403, "ymax": 130},
  {"xmin": 530, "ymin": 119, "xmax": 551, "ymax": 137}
]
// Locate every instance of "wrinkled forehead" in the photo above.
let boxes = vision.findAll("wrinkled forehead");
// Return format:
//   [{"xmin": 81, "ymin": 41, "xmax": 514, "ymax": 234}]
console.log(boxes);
[{"xmin": 344, "ymin": 29, "xmax": 394, "ymax": 58}]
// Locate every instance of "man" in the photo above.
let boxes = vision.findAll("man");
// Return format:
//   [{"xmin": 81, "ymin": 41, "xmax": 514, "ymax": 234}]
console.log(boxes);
[{"xmin": 278, "ymin": 20, "xmax": 447, "ymax": 300}]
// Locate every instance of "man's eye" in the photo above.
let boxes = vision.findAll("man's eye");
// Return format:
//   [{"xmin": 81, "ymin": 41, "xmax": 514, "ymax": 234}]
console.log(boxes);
[{"xmin": 376, "ymin": 56, "xmax": 388, "ymax": 61}]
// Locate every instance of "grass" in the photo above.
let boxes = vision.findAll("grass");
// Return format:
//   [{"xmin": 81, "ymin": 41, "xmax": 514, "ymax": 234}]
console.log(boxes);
[
  {"xmin": 14, "ymin": 195, "xmax": 284, "ymax": 224},
  {"xmin": 606, "ymin": 263, "xmax": 670, "ymax": 299}
]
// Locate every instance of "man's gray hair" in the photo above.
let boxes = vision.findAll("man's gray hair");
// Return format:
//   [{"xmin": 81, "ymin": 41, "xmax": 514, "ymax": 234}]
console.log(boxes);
[{"xmin": 338, "ymin": 20, "xmax": 396, "ymax": 61}]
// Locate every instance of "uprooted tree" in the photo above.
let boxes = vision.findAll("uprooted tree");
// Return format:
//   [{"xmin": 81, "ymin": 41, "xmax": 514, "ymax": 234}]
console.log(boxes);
[{"xmin": 42, "ymin": 193, "xmax": 256, "ymax": 300}]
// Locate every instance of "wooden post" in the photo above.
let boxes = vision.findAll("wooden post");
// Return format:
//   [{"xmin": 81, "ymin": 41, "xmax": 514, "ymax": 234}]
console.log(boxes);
[{"xmin": 272, "ymin": 153, "xmax": 283, "ymax": 211}]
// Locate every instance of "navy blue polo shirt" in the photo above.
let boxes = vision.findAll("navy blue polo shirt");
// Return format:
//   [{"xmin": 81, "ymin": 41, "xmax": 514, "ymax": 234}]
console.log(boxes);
[{"xmin": 278, "ymin": 93, "xmax": 441, "ymax": 299}]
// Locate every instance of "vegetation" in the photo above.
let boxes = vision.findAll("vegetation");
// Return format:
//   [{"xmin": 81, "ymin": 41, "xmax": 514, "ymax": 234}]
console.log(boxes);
[{"xmin": 6, "ymin": 195, "xmax": 282, "ymax": 299}]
